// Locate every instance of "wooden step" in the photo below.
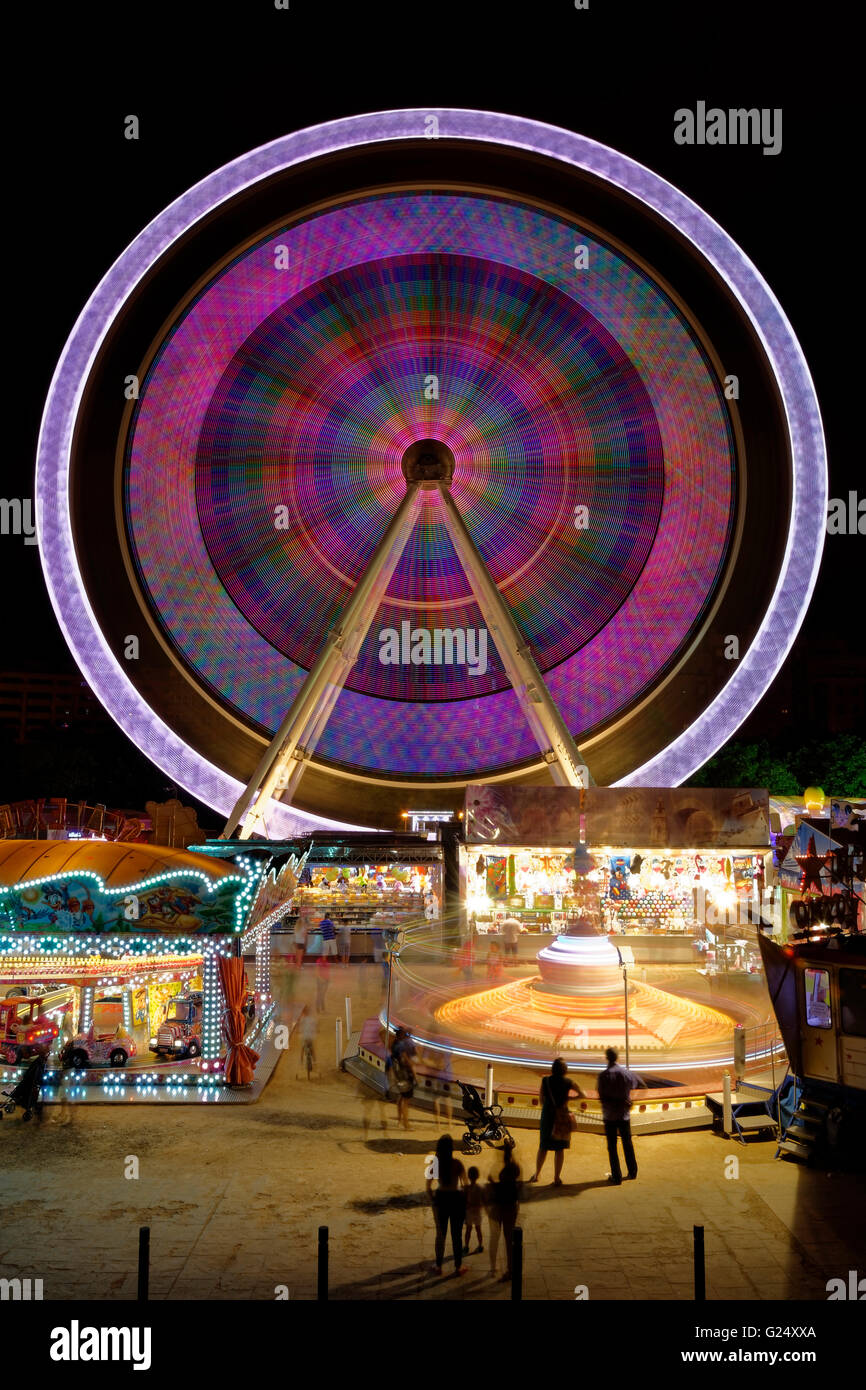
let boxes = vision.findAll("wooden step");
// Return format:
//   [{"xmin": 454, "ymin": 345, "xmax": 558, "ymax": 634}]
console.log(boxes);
[
  {"xmin": 735, "ymin": 1113, "xmax": 778, "ymax": 1131},
  {"xmin": 786, "ymin": 1122, "xmax": 817, "ymax": 1142},
  {"xmin": 777, "ymin": 1136, "xmax": 811, "ymax": 1159}
]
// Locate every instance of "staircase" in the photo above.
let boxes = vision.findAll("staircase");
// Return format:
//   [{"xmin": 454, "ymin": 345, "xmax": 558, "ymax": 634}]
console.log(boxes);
[{"xmin": 776, "ymin": 1093, "xmax": 829, "ymax": 1163}]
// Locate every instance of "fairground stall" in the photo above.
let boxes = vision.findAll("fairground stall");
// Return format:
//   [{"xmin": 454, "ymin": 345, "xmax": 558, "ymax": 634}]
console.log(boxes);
[
  {"xmin": 769, "ymin": 790, "xmax": 865, "ymax": 942},
  {"xmin": 0, "ymin": 839, "xmax": 280, "ymax": 1103},
  {"xmin": 272, "ymin": 833, "xmax": 444, "ymax": 956},
  {"xmin": 463, "ymin": 784, "xmax": 772, "ymax": 974}
]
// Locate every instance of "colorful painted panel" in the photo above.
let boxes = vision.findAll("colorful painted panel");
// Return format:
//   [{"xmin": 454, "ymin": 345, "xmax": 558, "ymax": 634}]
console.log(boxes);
[{"xmin": 3, "ymin": 875, "xmax": 241, "ymax": 934}]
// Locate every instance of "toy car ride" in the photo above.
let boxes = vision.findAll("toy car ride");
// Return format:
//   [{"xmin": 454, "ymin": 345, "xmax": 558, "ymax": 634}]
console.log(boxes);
[
  {"xmin": 0, "ymin": 988, "xmax": 73, "ymax": 1064},
  {"xmin": 62, "ymin": 1024, "xmax": 137, "ymax": 1069},
  {"xmin": 151, "ymin": 991, "xmax": 203, "ymax": 1059}
]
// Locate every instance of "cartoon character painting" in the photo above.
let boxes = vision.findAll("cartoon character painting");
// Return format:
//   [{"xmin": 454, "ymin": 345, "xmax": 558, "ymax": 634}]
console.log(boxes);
[{"xmin": 608, "ymin": 856, "xmax": 631, "ymax": 902}]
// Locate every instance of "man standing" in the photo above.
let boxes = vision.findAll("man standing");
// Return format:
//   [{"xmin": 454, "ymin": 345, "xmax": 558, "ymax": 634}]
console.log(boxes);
[
  {"xmin": 596, "ymin": 1046, "xmax": 642, "ymax": 1185},
  {"xmin": 500, "ymin": 916, "xmax": 522, "ymax": 960},
  {"xmin": 318, "ymin": 911, "xmax": 337, "ymax": 958}
]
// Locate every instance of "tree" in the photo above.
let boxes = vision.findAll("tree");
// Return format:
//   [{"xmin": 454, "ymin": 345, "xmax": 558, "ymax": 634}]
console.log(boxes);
[{"xmin": 686, "ymin": 734, "xmax": 866, "ymax": 796}]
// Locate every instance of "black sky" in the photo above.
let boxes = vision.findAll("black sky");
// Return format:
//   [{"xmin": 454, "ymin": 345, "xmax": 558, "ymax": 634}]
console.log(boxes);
[{"xmin": 4, "ymin": 2, "xmax": 858, "ymax": 713}]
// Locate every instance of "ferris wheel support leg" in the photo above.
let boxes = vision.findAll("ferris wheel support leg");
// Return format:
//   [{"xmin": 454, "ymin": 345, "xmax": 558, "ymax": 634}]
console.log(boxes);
[
  {"xmin": 221, "ymin": 484, "xmax": 423, "ymax": 839},
  {"xmin": 436, "ymin": 483, "xmax": 592, "ymax": 789}
]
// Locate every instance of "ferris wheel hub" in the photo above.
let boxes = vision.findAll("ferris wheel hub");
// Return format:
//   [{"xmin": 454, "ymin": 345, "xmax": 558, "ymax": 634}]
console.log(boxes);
[{"xmin": 400, "ymin": 438, "xmax": 456, "ymax": 489}]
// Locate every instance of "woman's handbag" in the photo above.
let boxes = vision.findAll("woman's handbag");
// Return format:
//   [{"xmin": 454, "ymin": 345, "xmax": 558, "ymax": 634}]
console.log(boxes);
[{"xmin": 551, "ymin": 1103, "xmax": 578, "ymax": 1140}]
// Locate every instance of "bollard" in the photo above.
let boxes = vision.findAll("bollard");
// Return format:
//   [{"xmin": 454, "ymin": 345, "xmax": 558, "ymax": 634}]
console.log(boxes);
[
  {"xmin": 511, "ymin": 1226, "xmax": 523, "ymax": 1301},
  {"xmin": 485, "ymin": 1061, "xmax": 494, "ymax": 1108},
  {"xmin": 693, "ymin": 1225, "xmax": 706, "ymax": 1302},
  {"xmin": 722, "ymin": 1070, "xmax": 732, "ymax": 1137},
  {"xmin": 345, "ymin": 995, "xmax": 352, "ymax": 1037},
  {"xmin": 137, "ymin": 1226, "xmax": 150, "ymax": 1302},
  {"xmin": 336, "ymin": 1017, "xmax": 343, "ymax": 1067},
  {"xmin": 317, "ymin": 1225, "xmax": 329, "ymax": 1300},
  {"xmin": 733, "ymin": 1025, "xmax": 746, "ymax": 1081}
]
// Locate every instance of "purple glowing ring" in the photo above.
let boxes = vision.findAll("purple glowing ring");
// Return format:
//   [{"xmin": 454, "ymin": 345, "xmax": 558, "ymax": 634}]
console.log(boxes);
[{"xmin": 36, "ymin": 109, "xmax": 826, "ymax": 824}]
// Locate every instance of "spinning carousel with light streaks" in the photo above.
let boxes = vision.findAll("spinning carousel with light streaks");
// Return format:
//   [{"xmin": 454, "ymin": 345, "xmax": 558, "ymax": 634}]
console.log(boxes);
[
  {"xmin": 432, "ymin": 924, "xmax": 755, "ymax": 1073},
  {"xmin": 36, "ymin": 110, "xmax": 825, "ymax": 836}
]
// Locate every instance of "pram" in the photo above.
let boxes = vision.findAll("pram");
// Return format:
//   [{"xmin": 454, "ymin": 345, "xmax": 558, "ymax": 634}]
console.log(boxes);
[
  {"xmin": 458, "ymin": 1080, "xmax": 512, "ymax": 1155},
  {"xmin": 0, "ymin": 1051, "xmax": 47, "ymax": 1122}
]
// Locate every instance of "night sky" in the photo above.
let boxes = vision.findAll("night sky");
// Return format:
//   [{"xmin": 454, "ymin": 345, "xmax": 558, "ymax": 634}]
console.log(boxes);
[{"xmin": 4, "ymin": 3, "xmax": 858, "ymax": 737}]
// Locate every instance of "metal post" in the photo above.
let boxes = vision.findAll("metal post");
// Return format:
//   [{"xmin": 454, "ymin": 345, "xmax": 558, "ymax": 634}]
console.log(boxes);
[
  {"xmin": 511, "ymin": 1226, "xmax": 523, "ymax": 1301},
  {"xmin": 345, "ymin": 995, "xmax": 352, "ymax": 1038},
  {"xmin": 693, "ymin": 1225, "xmax": 706, "ymax": 1301},
  {"xmin": 384, "ymin": 944, "xmax": 393, "ymax": 1045},
  {"xmin": 722, "ymin": 1070, "xmax": 732, "ymax": 1137},
  {"xmin": 336, "ymin": 1018, "xmax": 343, "ymax": 1068},
  {"xmin": 485, "ymin": 1062, "xmax": 494, "ymax": 1108},
  {"xmin": 137, "ymin": 1226, "xmax": 150, "ymax": 1302},
  {"xmin": 317, "ymin": 1226, "xmax": 329, "ymax": 1301},
  {"xmin": 622, "ymin": 965, "xmax": 630, "ymax": 1071},
  {"xmin": 384, "ymin": 932, "xmax": 401, "ymax": 1048}
]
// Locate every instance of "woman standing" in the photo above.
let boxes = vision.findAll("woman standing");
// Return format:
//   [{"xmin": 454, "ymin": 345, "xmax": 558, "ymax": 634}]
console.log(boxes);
[
  {"xmin": 293, "ymin": 913, "xmax": 309, "ymax": 968},
  {"xmin": 426, "ymin": 1133, "xmax": 468, "ymax": 1276},
  {"xmin": 529, "ymin": 1057, "xmax": 583, "ymax": 1186},
  {"xmin": 389, "ymin": 1028, "xmax": 416, "ymax": 1130}
]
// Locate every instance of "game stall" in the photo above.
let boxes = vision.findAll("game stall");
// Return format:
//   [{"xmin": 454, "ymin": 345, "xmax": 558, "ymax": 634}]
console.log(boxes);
[
  {"xmin": 462, "ymin": 784, "xmax": 773, "ymax": 971},
  {"xmin": 277, "ymin": 834, "xmax": 444, "ymax": 955}
]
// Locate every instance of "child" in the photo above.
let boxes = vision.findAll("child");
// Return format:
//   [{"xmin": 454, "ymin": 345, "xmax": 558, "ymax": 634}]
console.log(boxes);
[
  {"xmin": 486, "ymin": 941, "xmax": 504, "ymax": 983},
  {"xmin": 315, "ymin": 953, "xmax": 331, "ymax": 1013},
  {"xmin": 456, "ymin": 934, "xmax": 475, "ymax": 981},
  {"xmin": 463, "ymin": 1166, "xmax": 486, "ymax": 1254}
]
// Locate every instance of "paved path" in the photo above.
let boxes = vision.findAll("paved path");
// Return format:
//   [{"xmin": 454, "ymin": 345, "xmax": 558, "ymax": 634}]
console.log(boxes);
[{"xmin": 0, "ymin": 960, "xmax": 860, "ymax": 1301}]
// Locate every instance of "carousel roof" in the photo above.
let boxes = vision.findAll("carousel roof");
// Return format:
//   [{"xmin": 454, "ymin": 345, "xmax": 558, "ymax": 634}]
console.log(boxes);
[{"xmin": 0, "ymin": 839, "xmax": 239, "ymax": 889}]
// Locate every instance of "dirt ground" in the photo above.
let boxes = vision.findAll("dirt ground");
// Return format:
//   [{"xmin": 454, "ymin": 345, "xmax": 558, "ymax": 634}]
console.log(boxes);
[{"xmin": 0, "ymin": 956, "xmax": 862, "ymax": 1301}]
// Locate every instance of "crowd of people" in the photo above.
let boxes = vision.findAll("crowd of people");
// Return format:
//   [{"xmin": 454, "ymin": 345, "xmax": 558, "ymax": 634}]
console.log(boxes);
[
  {"xmin": 278, "ymin": 917, "xmax": 644, "ymax": 1279},
  {"xmin": 425, "ymin": 1132, "xmax": 523, "ymax": 1280}
]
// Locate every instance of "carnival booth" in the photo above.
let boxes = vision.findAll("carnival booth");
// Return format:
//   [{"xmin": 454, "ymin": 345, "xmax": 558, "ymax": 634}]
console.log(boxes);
[
  {"xmin": 462, "ymin": 784, "xmax": 772, "ymax": 972},
  {"xmin": 0, "ymin": 839, "xmax": 276, "ymax": 1101},
  {"xmin": 276, "ymin": 834, "xmax": 444, "ymax": 956},
  {"xmin": 770, "ymin": 790, "xmax": 865, "ymax": 943}
]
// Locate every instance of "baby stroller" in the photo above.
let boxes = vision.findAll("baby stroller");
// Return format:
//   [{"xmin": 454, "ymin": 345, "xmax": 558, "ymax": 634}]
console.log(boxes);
[
  {"xmin": 0, "ymin": 1051, "xmax": 47, "ymax": 1122},
  {"xmin": 458, "ymin": 1080, "xmax": 512, "ymax": 1155}
]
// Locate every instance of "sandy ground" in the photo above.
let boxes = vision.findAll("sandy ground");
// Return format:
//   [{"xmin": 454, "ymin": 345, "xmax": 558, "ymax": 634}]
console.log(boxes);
[{"xmin": 0, "ymin": 955, "xmax": 862, "ymax": 1301}]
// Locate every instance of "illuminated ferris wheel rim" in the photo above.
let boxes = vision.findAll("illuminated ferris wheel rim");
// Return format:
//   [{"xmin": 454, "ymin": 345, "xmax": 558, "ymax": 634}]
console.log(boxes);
[{"xmin": 35, "ymin": 109, "xmax": 826, "ymax": 832}]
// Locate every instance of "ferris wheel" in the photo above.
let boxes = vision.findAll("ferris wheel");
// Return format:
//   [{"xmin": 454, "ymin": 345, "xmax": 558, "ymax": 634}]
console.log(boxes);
[{"xmin": 35, "ymin": 110, "xmax": 825, "ymax": 834}]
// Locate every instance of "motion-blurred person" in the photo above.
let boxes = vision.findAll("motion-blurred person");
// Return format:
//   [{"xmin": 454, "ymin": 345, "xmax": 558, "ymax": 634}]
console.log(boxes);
[
  {"xmin": 456, "ymin": 931, "xmax": 475, "ymax": 980},
  {"xmin": 293, "ymin": 913, "xmax": 309, "ymax": 967},
  {"xmin": 487, "ymin": 1142, "xmax": 522, "ymax": 1281},
  {"xmin": 597, "ymin": 1046, "xmax": 643, "ymax": 1184},
  {"xmin": 500, "ymin": 915, "xmax": 521, "ymax": 960},
  {"xmin": 486, "ymin": 940, "xmax": 504, "ymax": 982},
  {"xmin": 426, "ymin": 1133, "xmax": 468, "ymax": 1276},
  {"xmin": 297, "ymin": 1005, "xmax": 317, "ymax": 1074},
  {"xmin": 315, "ymin": 953, "xmax": 331, "ymax": 1013},
  {"xmin": 338, "ymin": 918, "xmax": 352, "ymax": 967},
  {"xmin": 388, "ymin": 1027, "xmax": 416, "ymax": 1129},
  {"xmin": 358, "ymin": 1076, "xmax": 389, "ymax": 1137},
  {"xmin": 433, "ymin": 1049, "xmax": 455, "ymax": 1127}
]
